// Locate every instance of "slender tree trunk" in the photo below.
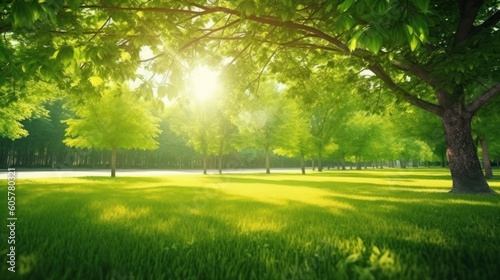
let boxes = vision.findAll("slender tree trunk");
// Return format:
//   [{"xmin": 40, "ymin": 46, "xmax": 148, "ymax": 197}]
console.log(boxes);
[
  {"xmin": 265, "ymin": 147, "xmax": 270, "ymax": 174},
  {"xmin": 203, "ymin": 155, "xmax": 207, "ymax": 175},
  {"xmin": 355, "ymin": 156, "xmax": 361, "ymax": 170},
  {"xmin": 111, "ymin": 146, "xmax": 117, "ymax": 178},
  {"xmin": 441, "ymin": 112, "xmax": 495, "ymax": 194},
  {"xmin": 218, "ymin": 155, "xmax": 223, "ymax": 175},
  {"xmin": 312, "ymin": 159, "xmax": 315, "ymax": 171},
  {"xmin": 300, "ymin": 150, "xmax": 306, "ymax": 175},
  {"xmin": 481, "ymin": 138, "xmax": 493, "ymax": 178},
  {"xmin": 318, "ymin": 151, "xmax": 323, "ymax": 172},
  {"xmin": 218, "ymin": 139, "xmax": 224, "ymax": 175}
]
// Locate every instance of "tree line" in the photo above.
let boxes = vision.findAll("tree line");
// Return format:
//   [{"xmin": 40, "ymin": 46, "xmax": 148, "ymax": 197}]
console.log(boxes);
[
  {"xmin": 3, "ymin": 72, "xmax": 498, "ymax": 176},
  {"xmin": 1, "ymin": 1, "xmax": 499, "ymax": 192}
]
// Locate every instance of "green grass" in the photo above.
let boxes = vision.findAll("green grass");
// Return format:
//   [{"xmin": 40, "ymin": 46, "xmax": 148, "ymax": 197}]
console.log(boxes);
[{"xmin": 1, "ymin": 168, "xmax": 499, "ymax": 279}]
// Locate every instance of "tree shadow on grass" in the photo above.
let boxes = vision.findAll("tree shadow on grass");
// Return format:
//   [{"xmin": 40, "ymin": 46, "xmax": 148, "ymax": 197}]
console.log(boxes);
[{"xmin": 2, "ymin": 175, "xmax": 499, "ymax": 279}]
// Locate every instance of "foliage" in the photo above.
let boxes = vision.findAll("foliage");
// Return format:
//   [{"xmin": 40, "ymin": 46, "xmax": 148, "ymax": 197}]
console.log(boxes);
[
  {"xmin": 64, "ymin": 86, "xmax": 160, "ymax": 150},
  {"xmin": 234, "ymin": 81, "xmax": 301, "ymax": 172},
  {"xmin": 0, "ymin": 81, "xmax": 58, "ymax": 139},
  {"xmin": 63, "ymin": 86, "xmax": 160, "ymax": 177}
]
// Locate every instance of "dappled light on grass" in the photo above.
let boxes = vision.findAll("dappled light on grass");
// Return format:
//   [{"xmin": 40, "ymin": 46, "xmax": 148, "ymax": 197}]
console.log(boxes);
[
  {"xmin": 94, "ymin": 203, "xmax": 150, "ymax": 222},
  {"xmin": 219, "ymin": 183, "xmax": 355, "ymax": 214},
  {"xmin": 1, "ymin": 168, "xmax": 499, "ymax": 279}
]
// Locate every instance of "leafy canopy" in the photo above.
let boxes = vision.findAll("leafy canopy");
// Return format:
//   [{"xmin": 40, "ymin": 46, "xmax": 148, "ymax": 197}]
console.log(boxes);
[{"xmin": 63, "ymin": 86, "xmax": 161, "ymax": 150}]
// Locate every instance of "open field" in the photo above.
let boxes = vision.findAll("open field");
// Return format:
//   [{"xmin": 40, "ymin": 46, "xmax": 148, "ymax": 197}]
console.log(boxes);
[{"xmin": 1, "ymin": 168, "xmax": 499, "ymax": 279}]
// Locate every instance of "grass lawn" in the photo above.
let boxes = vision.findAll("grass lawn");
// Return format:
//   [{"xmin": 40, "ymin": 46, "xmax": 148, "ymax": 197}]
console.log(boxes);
[{"xmin": 1, "ymin": 168, "xmax": 499, "ymax": 279}]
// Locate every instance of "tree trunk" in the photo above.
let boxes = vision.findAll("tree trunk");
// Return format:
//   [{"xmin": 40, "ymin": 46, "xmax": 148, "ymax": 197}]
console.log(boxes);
[
  {"xmin": 318, "ymin": 151, "xmax": 323, "ymax": 172},
  {"xmin": 312, "ymin": 159, "xmax": 315, "ymax": 171},
  {"xmin": 218, "ymin": 139, "xmax": 224, "ymax": 175},
  {"xmin": 481, "ymin": 138, "xmax": 493, "ymax": 178},
  {"xmin": 218, "ymin": 155, "xmax": 223, "ymax": 175},
  {"xmin": 265, "ymin": 147, "xmax": 270, "ymax": 174},
  {"xmin": 203, "ymin": 155, "xmax": 207, "ymax": 175},
  {"xmin": 111, "ymin": 146, "xmax": 116, "ymax": 178},
  {"xmin": 300, "ymin": 150, "xmax": 306, "ymax": 175},
  {"xmin": 441, "ymin": 112, "xmax": 495, "ymax": 194}
]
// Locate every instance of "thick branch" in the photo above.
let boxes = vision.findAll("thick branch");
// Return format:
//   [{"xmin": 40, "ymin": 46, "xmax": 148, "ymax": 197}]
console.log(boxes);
[
  {"xmin": 453, "ymin": 0, "xmax": 484, "ymax": 47},
  {"xmin": 467, "ymin": 83, "xmax": 500, "ymax": 114},
  {"xmin": 390, "ymin": 59, "xmax": 444, "ymax": 91},
  {"xmin": 212, "ymin": 7, "xmax": 350, "ymax": 52},
  {"xmin": 368, "ymin": 64, "xmax": 443, "ymax": 116},
  {"xmin": 88, "ymin": 3, "xmax": 351, "ymax": 53}
]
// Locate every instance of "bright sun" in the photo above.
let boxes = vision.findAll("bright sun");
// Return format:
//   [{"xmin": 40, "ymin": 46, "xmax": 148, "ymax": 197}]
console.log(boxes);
[{"xmin": 191, "ymin": 65, "xmax": 219, "ymax": 100}]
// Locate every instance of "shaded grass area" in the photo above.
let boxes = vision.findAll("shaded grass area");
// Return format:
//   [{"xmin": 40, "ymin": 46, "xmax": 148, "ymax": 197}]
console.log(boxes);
[{"xmin": 1, "ymin": 168, "xmax": 499, "ymax": 279}]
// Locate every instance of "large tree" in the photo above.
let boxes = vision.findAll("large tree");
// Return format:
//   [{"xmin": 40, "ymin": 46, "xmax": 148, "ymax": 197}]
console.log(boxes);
[
  {"xmin": 2, "ymin": 1, "xmax": 499, "ymax": 193},
  {"xmin": 63, "ymin": 86, "xmax": 161, "ymax": 177}
]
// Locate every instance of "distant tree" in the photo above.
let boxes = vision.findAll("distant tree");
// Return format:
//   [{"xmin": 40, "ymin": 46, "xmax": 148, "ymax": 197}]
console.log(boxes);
[
  {"xmin": 473, "ymin": 98, "xmax": 500, "ymax": 177},
  {"xmin": 63, "ymin": 86, "xmax": 161, "ymax": 177},
  {"xmin": 168, "ymin": 98, "xmax": 219, "ymax": 175},
  {"xmin": 235, "ymin": 81, "xmax": 300, "ymax": 174},
  {"xmin": 342, "ymin": 112, "xmax": 385, "ymax": 169},
  {"xmin": 273, "ymin": 111, "xmax": 314, "ymax": 175}
]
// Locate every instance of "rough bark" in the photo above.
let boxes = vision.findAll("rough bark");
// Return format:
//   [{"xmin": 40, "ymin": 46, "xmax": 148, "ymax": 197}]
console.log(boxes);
[
  {"xmin": 481, "ymin": 138, "xmax": 493, "ymax": 178},
  {"xmin": 441, "ymin": 111, "xmax": 495, "ymax": 194}
]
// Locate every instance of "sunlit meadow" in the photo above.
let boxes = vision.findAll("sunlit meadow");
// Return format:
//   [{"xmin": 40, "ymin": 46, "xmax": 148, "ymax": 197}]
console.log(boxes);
[{"xmin": 1, "ymin": 168, "xmax": 499, "ymax": 279}]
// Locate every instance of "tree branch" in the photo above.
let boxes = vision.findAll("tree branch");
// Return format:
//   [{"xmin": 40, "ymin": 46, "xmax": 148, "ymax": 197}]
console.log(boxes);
[
  {"xmin": 93, "ymin": 2, "xmax": 350, "ymax": 53},
  {"xmin": 467, "ymin": 83, "xmax": 500, "ymax": 114},
  {"xmin": 368, "ymin": 64, "xmax": 444, "ymax": 116},
  {"xmin": 471, "ymin": 10, "xmax": 500, "ymax": 36},
  {"xmin": 0, "ymin": 24, "xmax": 12, "ymax": 34},
  {"xmin": 453, "ymin": 0, "xmax": 484, "ymax": 47},
  {"xmin": 179, "ymin": 19, "xmax": 241, "ymax": 51},
  {"xmin": 390, "ymin": 59, "xmax": 444, "ymax": 92}
]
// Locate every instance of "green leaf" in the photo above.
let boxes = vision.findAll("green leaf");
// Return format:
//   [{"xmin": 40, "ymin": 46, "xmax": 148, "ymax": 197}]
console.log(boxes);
[
  {"xmin": 348, "ymin": 31, "xmax": 362, "ymax": 52},
  {"xmin": 404, "ymin": 24, "xmax": 414, "ymax": 36},
  {"xmin": 338, "ymin": 0, "xmax": 356, "ymax": 12},
  {"xmin": 39, "ymin": 64, "xmax": 53, "ymax": 80},
  {"xmin": 12, "ymin": 0, "xmax": 34, "ymax": 28},
  {"xmin": 120, "ymin": 51, "xmax": 132, "ymax": 62},
  {"xmin": 325, "ymin": 3, "xmax": 334, "ymax": 13},
  {"xmin": 166, "ymin": 83, "xmax": 179, "ymax": 100},
  {"xmin": 88, "ymin": 76, "xmax": 104, "ymax": 87},
  {"xmin": 56, "ymin": 45, "xmax": 74, "ymax": 66},
  {"xmin": 365, "ymin": 33, "xmax": 382, "ymax": 54},
  {"xmin": 157, "ymin": 85, "xmax": 168, "ymax": 98},
  {"xmin": 409, "ymin": 35, "xmax": 420, "ymax": 51},
  {"xmin": 413, "ymin": 0, "xmax": 430, "ymax": 12},
  {"xmin": 237, "ymin": 0, "xmax": 257, "ymax": 17},
  {"xmin": 339, "ymin": 14, "xmax": 355, "ymax": 30}
]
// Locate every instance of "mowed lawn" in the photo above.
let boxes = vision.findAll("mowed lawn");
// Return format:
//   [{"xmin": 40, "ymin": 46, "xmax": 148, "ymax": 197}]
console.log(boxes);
[{"xmin": 1, "ymin": 168, "xmax": 499, "ymax": 280}]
